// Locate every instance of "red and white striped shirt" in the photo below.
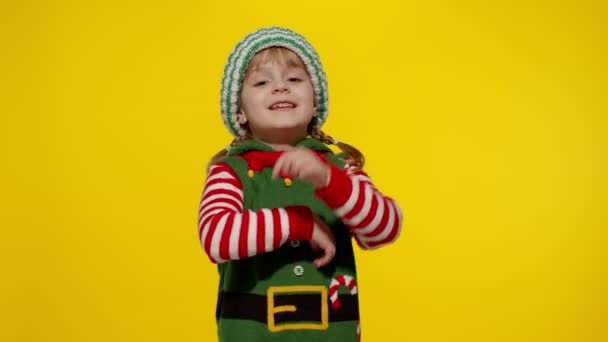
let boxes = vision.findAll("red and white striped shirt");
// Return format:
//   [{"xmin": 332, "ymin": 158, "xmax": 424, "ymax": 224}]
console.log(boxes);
[{"xmin": 198, "ymin": 154, "xmax": 403, "ymax": 263}]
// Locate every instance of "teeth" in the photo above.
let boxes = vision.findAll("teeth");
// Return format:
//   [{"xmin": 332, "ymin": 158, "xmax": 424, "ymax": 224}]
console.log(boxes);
[{"xmin": 271, "ymin": 102, "xmax": 295, "ymax": 109}]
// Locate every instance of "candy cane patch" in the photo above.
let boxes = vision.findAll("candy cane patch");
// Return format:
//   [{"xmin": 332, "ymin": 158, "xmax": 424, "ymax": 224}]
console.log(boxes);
[
  {"xmin": 329, "ymin": 275, "xmax": 357, "ymax": 310},
  {"xmin": 329, "ymin": 275, "xmax": 361, "ymax": 340}
]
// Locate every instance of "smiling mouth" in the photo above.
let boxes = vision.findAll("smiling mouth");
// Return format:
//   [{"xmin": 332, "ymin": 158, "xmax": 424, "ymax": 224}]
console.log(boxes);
[{"xmin": 269, "ymin": 101, "xmax": 297, "ymax": 110}]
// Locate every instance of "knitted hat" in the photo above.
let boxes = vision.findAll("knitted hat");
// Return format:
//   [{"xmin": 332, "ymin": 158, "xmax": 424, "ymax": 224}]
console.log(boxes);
[{"xmin": 220, "ymin": 27, "xmax": 329, "ymax": 137}]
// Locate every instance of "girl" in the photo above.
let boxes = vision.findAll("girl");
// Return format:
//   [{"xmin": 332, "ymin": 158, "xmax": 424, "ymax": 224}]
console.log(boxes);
[{"xmin": 198, "ymin": 26, "xmax": 403, "ymax": 342}]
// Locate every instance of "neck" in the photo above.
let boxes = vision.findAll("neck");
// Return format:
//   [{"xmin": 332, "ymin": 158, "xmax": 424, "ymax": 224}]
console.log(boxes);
[
  {"xmin": 264, "ymin": 143, "xmax": 296, "ymax": 151},
  {"xmin": 251, "ymin": 128, "xmax": 308, "ymax": 151}
]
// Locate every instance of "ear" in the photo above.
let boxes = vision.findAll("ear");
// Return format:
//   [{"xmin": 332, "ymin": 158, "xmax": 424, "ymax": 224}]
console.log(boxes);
[{"xmin": 237, "ymin": 112, "xmax": 248, "ymax": 124}]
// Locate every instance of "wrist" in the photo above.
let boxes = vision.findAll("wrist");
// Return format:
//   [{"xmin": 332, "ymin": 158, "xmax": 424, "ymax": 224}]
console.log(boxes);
[
  {"xmin": 287, "ymin": 206, "xmax": 314, "ymax": 240},
  {"xmin": 315, "ymin": 164, "xmax": 352, "ymax": 208}
]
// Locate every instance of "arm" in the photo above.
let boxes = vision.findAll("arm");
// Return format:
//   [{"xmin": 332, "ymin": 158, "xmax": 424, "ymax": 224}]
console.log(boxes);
[
  {"xmin": 315, "ymin": 161, "xmax": 403, "ymax": 250},
  {"xmin": 198, "ymin": 163, "xmax": 314, "ymax": 263}
]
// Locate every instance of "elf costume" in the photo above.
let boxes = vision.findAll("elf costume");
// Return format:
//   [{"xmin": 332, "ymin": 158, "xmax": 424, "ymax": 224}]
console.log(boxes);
[{"xmin": 198, "ymin": 27, "xmax": 402, "ymax": 342}]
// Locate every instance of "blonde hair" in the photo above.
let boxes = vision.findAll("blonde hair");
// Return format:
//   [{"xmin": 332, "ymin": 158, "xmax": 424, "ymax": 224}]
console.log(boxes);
[
  {"xmin": 245, "ymin": 47, "xmax": 306, "ymax": 75},
  {"xmin": 208, "ymin": 47, "xmax": 364, "ymax": 171}
]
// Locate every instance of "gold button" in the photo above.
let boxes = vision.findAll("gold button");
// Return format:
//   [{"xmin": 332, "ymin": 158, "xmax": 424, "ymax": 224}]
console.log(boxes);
[
  {"xmin": 247, "ymin": 169, "xmax": 254, "ymax": 178},
  {"xmin": 284, "ymin": 178, "xmax": 292, "ymax": 187}
]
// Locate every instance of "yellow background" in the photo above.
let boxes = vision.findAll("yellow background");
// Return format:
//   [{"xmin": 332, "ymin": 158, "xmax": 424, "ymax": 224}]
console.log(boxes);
[{"xmin": 2, "ymin": 0, "xmax": 606, "ymax": 341}]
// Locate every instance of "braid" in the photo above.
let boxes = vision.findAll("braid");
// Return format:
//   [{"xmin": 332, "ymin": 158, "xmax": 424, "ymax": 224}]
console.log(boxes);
[
  {"xmin": 207, "ymin": 125, "xmax": 365, "ymax": 173},
  {"xmin": 310, "ymin": 126, "xmax": 365, "ymax": 170},
  {"xmin": 310, "ymin": 125, "xmax": 335, "ymax": 145},
  {"xmin": 230, "ymin": 133, "xmax": 249, "ymax": 147}
]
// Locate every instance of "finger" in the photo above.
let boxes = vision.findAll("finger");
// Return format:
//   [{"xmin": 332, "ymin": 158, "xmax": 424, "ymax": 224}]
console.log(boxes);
[
  {"xmin": 288, "ymin": 158, "xmax": 304, "ymax": 179},
  {"xmin": 274, "ymin": 152, "xmax": 297, "ymax": 178},
  {"xmin": 272, "ymin": 154, "xmax": 286, "ymax": 179},
  {"xmin": 294, "ymin": 155, "xmax": 315, "ymax": 178},
  {"xmin": 310, "ymin": 241, "xmax": 320, "ymax": 252},
  {"xmin": 314, "ymin": 243, "xmax": 336, "ymax": 268},
  {"xmin": 298, "ymin": 166, "xmax": 315, "ymax": 183},
  {"xmin": 283, "ymin": 155, "xmax": 300, "ymax": 178},
  {"xmin": 314, "ymin": 250, "xmax": 332, "ymax": 268}
]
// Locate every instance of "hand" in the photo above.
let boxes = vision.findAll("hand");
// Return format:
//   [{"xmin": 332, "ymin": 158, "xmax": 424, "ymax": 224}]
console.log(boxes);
[
  {"xmin": 310, "ymin": 215, "xmax": 336, "ymax": 268},
  {"xmin": 272, "ymin": 147, "xmax": 330, "ymax": 189}
]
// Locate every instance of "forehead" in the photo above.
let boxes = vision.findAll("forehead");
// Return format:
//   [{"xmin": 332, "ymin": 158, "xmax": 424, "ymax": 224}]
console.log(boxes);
[
  {"xmin": 248, "ymin": 62, "xmax": 306, "ymax": 74},
  {"xmin": 244, "ymin": 47, "xmax": 307, "ymax": 75}
]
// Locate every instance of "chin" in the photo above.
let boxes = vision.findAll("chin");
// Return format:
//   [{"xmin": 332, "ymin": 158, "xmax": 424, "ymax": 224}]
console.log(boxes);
[
  {"xmin": 270, "ymin": 119, "xmax": 309, "ymax": 128},
  {"xmin": 271, "ymin": 126, "xmax": 304, "ymax": 131}
]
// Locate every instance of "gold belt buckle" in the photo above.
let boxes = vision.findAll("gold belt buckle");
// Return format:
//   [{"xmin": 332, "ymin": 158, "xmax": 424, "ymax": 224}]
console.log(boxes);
[{"xmin": 267, "ymin": 285, "xmax": 328, "ymax": 332}]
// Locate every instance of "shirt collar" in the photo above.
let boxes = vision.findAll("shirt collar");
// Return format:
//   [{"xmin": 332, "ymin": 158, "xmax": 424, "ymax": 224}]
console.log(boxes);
[
  {"xmin": 226, "ymin": 137, "xmax": 331, "ymax": 156},
  {"xmin": 225, "ymin": 138, "xmax": 332, "ymax": 173}
]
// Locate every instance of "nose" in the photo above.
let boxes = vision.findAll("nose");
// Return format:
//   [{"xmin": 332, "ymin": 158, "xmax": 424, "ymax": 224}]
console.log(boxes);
[{"xmin": 272, "ymin": 81, "xmax": 290, "ymax": 94}]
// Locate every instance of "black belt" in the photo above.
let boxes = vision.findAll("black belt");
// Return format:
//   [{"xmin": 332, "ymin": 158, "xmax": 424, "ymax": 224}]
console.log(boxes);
[{"xmin": 217, "ymin": 290, "xmax": 359, "ymax": 325}]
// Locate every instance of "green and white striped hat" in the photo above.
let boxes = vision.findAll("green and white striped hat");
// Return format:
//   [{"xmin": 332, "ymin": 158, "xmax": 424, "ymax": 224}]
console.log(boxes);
[{"xmin": 220, "ymin": 27, "xmax": 329, "ymax": 137}]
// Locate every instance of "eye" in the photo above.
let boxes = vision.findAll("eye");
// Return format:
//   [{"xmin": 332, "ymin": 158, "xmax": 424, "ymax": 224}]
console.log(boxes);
[
  {"xmin": 253, "ymin": 81, "xmax": 267, "ymax": 86},
  {"xmin": 288, "ymin": 77, "xmax": 302, "ymax": 82}
]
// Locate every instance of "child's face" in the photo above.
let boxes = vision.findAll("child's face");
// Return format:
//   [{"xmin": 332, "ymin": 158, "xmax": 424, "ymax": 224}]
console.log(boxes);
[{"xmin": 238, "ymin": 59, "xmax": 316, "ymax": 143}]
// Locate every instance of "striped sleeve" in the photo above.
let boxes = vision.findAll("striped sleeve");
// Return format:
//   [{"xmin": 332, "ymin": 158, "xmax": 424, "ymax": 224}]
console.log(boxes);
[
  {"xmin": 316, "ymin": 162, "xmax": 403, "ymax": 250},
  {"xmin": 198, "ymin": 163, "xmax": 314, "ymax": 263}
]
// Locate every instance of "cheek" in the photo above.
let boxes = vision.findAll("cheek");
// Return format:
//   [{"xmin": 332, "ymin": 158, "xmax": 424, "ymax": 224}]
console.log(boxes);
[
  {"xmin": 239, "ymin": 91, "xmax": 259, "ymax": 111},
  {"xmin": 304, "ymin": 86, "xmax": 315, "ymax": 103}
]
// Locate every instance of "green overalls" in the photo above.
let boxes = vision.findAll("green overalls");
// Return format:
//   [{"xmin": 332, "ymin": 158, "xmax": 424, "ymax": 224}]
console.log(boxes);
[{"xmin": 215, "ymin": 138, "xmax": 360, "ymax": 342}]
